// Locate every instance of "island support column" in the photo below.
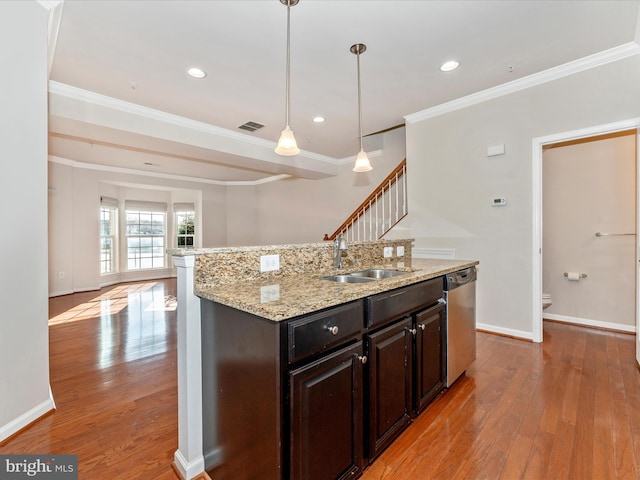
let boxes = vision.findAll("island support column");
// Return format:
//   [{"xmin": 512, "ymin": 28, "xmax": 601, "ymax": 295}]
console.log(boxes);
[{"xmin": 172, "ymin": 255, "xmax": 205, "ymax": 479}]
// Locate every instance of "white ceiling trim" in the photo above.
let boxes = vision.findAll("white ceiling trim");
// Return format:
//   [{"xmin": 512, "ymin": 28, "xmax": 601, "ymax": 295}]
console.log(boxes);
[
  {"xmin": 405, "ymin": 42, "xmax": 640, "ymax": 124},
  {"xmin": 48, "ymin": 155, "xmax": 290, "ymax": 187},
  {"xmin": 48, "ymin": 81, "xmax": 341, "ymax": 165}
]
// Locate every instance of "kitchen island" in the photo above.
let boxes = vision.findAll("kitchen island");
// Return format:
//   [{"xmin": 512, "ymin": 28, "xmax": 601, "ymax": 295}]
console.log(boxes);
[{"xmin": 169, "ymin": 239, "xmax": 478, "ymax": 480}]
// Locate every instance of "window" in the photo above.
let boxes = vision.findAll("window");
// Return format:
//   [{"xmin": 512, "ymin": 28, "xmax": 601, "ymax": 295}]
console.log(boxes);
[
  {"xmin": 174, "ymin": 203, "xmax": 195, "ymax": 248},
  {"xmin": 125, "ymin": 201, "xmax": 167, "ymax": 270},
  {"xmin": 100, "ymin": 197, "xmax": 118, "ymax": 274}
]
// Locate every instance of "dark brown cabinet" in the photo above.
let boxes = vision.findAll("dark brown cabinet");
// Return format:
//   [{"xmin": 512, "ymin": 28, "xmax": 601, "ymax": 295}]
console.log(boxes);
[
  {"xmin": 364, "ymin": 278, "xmax": 445, "ymax": 462},
  {"xmin": 414, "ymin": 303, "xmax": 445, "ymax": 413},
  {"xmin": 201, "ymin": 276, "xmax": 448, "ymax": 480},
  {"xmin": 289, "ymin": 341, "xmax": 365, "ymax": 480},
  {"xmin": 366, "ymin": 317, "xmax": 413, "ymax": 460}
]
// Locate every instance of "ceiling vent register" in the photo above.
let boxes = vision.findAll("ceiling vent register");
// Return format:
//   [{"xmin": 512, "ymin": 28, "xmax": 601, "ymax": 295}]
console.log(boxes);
[{"xmin": 238, "ymin": 121, "xmax": 265, "ymax": 132}]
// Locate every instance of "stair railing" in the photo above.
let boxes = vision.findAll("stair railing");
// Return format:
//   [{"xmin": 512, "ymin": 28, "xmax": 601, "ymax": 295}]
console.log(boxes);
[{"xmin": 324, "ymin": 159, "xmax": 407, "ymax": 242}]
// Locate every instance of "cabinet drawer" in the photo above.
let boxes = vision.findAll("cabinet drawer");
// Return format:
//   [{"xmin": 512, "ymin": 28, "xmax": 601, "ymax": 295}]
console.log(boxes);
[
  {"xmin": 288, "ymin": 301, "xmax": 363, "ymax": 364},
  {"xmin": 366, "ymin": 277, "xmax": 443, "ymax": 329}
]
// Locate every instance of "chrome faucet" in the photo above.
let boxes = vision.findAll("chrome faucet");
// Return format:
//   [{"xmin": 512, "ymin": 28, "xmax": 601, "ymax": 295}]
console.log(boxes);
[{"xmin": 333, "ymin": 234, "xmax": 348, "ymax": 269}]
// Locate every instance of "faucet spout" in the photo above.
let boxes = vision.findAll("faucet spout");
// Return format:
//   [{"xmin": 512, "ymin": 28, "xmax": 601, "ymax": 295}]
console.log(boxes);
[{"xmin": 333, "ymin": 234, "xmax": 349, "ymax": 269}]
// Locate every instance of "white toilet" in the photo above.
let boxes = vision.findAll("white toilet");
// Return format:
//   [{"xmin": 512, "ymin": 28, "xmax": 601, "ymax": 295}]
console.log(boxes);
[{"xmin": 542, "ymin": 292, "xmax": 552, "ymax": 310}]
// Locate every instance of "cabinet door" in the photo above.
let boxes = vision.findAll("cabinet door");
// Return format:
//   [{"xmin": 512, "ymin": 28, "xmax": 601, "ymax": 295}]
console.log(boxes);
[
  {"xmin": 415, "ymin": 303, "xmax": 445, "ymax": 413},
  {"xmin": 366, "ymin": 317, "xmax": 413, "ymax": 460},
  {"xmin": 289, "ymin": 342, "xmax": 364, "ymax": 480}
]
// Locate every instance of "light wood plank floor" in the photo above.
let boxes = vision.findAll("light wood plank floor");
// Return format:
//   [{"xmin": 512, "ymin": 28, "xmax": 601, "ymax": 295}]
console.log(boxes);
[{"xmin": 2, "ymin": 280, "xmax": 639, "ymax": 480}]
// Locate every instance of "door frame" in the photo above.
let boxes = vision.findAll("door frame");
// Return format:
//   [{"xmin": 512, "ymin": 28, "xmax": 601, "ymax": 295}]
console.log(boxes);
[{"xmin": 532, "ymin": 118, "xmax": 640, "ymax": 345}]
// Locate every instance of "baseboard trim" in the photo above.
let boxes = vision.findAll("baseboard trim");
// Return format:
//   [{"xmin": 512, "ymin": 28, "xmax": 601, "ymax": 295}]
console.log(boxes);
[
  {"xmin": 0, "ymin": 387, "xmax": 56, "ymax": 443},
  {"xmin": 543, "ymin": 314, "xmax": 636, "ymax": 334},
  {"xmin": 173, "ymin": 449, "xmax": 205, "ymax": 480},
  {"xmin": 172, "ymin": 462, "xmax": 211, "ymax": 480},
  {"xmin": 475, "ymin": 322, "xmax": 533, "ymax": 341},
  {"xmin": 49, "ymin": 289, "xmax": 74, "ymax": 298}
]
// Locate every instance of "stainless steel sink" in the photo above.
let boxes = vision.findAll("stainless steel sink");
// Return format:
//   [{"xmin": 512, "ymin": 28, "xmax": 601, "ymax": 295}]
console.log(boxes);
[
  {"xmin": 349, "ymin": 269, "xmax": 408, "ymax": 279},
  {"xmin": 320, "ymin": 269, "xmax": 408, "ymax": 283},
  {"xmin": 320, "ymin": 275, "xmax": 376, "ymax": 283}
]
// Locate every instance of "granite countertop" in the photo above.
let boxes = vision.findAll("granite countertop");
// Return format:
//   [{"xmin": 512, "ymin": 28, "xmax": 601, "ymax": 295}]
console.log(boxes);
[{"xmin": 195, "ymin": 258, "xmax": 478, "ymax": 322}]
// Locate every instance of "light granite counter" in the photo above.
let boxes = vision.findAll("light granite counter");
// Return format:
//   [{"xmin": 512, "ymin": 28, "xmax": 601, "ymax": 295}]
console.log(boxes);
[
  {"xmin": 194, "ymin": 257, "xmax": 477, "ymax": 322},
  {"xmin": 170, "ymin": 239, "xmax": 477, "ymax": 322}
]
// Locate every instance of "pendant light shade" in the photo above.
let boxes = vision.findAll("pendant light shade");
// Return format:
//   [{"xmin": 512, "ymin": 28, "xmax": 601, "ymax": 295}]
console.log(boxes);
[
  {"xmin": 353, "ymin": 150, "xmax": 372, "ymax": 172},
  {"xmin": 275, "ymin": 0, "xmax": 300, "ymax": 156},
  {"xmin": 351, "ymin": 43, "xmax": 372, "ymax": 172}
]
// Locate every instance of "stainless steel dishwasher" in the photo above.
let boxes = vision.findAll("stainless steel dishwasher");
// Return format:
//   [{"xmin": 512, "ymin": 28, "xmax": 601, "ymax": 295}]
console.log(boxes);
[{"xmin": 445, "ymin": 267, "xmax": 477, "ymax": 387}]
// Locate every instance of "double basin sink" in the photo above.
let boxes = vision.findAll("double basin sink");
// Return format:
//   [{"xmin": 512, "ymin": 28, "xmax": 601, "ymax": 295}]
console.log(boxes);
[{"xmin": 321, "ymin": 269, "xmax": 409, "ymax": 284}]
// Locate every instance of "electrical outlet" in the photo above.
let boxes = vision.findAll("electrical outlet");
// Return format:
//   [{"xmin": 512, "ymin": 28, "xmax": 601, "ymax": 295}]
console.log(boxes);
[
  {"xmin": 396, "ymin": 246, "xmax": 405, "ymax": 257},
  {"xmin": 260, "ymin": 254, "xmax": 280, "ymax": 272},
  {"xmin": 383, "ymin": 246, "xmax": 393, "ymax": 258},
  {"xmin": 59, "ymin": 271, "xmax": 65, "ymax": 279}
]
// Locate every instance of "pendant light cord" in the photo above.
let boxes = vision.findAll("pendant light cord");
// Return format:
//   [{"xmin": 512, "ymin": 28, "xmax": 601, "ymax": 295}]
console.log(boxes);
[
  {"xmin": 356, "ymin": 47, "xmax": 363, "ymax": 152},
  {"xmin": 285, "ymin": 0, "xmax": 291, "ymax": 128}
]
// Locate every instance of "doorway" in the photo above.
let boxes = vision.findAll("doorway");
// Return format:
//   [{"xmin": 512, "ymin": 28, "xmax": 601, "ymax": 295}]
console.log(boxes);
[
  {"xmin": 542, "ymin": 130, "xmax": 636, "ymax": 332},
  {"xmin": 532, "ymin": 119, "xmax": 640, "ymax": 358}
]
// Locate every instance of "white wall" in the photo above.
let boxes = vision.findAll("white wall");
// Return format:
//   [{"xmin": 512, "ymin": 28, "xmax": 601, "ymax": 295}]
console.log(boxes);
[
  {"xmin": 0, "ymin": 1, "xmax": 53, "ymax": 441},
  {"xmin": 256, "ymin": 127, "xmax": 406, "ymax": 244},
  {"xmin": 225, "ymin": 185, "xmax": 259, "ymax": 246},
  {"xmin": 543, "ymin": 134, "xmax": 636, "ymax": 329},
  {"xmin": 47, "ymin": 160, "xmax": 226, "ymax": 295},
  {"xmin": 403, "ymin": 55, "xmax": 640, "ymax": 339},
  {"xmin": 48, "ymin": 162, "xmax": 74, "ymax": 294}
]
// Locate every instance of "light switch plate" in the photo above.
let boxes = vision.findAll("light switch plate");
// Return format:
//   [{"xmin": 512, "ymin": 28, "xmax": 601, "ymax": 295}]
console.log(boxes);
[
  {"xmin": 383, "ymin": 246, "xmax": 393, "ymax": 258},
  {"xmin": 260, "ymin": 254, "xmax": 280, "ymax": 272}
]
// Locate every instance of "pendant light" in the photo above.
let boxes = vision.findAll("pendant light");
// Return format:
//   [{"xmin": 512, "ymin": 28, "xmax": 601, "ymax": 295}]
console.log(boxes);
[
  {"xmin": 275, "ymin": 0, "xmax": 300, "ymax": 156},
  {"xmin": 351, "ymin": 43, "xmax": 372, "ymax": 172}
]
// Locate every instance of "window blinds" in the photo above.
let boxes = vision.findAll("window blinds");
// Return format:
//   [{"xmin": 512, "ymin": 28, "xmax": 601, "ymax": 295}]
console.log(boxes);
[
  {"xmin": 100, "ymin": 196, "xmax": 119, "ymax": 208},
  {"xmin": 124, "ymin": 200, "xmax": 168, "ymax": 212},
  {"xmin": 172, "ymin": 202, "xmax": 195, "ymax": 212}
]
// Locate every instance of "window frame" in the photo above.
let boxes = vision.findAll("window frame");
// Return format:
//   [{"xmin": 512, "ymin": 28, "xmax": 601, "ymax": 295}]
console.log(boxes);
[
  {"xmin": 175, "ymin": 210, "xmax": 195, "ymax": 248},
  {"xmin": 100, "ymin": 205, "xmax": 117, "ymax": 275},
  {"xmin": 125, "ymin": 208, "xmax": 167, "ymax": 271}
]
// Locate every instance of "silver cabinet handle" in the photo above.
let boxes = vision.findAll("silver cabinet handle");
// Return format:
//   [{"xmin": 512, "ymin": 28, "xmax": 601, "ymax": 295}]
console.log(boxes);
[
  {"xmin": 358, "ymin": 355, "xmax": 368, "ymax": 364},
  {"xmin": 419, "ymin": 324, "xmax": 425, "ymax": 331},
  {"xmin": 327, "ymin": 326, "xmax": 339, "ymax": 335},
  {"xmin": 438, "ymin": 298, "xmax": 446, "ymax": 305},
  {"xmin": 408, "ymin": 328, "xmax": 417, "ymax": 335}
]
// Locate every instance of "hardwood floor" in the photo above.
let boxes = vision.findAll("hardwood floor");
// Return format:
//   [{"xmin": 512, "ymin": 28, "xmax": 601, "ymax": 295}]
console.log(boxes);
[
  {"xmin": 0, "ymin": 279, "xmax": 180, "ymax": 479},
  {"xmin": 361, "ymin": 321, "xmax": 640, "ymax": 480},
  {"xmin": 2, "ymin": 281, "xmax": 639, "ymax": 480}
]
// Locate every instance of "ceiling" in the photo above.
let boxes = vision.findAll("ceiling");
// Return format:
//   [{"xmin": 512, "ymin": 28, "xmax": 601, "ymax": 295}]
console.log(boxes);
[{"xmin": 47, "ymin": 0, "xmax": 640, "ymax": 183}]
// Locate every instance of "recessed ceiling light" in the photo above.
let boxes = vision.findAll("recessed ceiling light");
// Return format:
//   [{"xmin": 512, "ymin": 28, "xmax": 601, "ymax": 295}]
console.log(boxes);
[
  {"xmin": 187, "ymin": 67, "xmax": 207, "ymax": 79},
  {"xmin": 313, "ymin": 116, "xmax": 325, "ymax": 123},
  {"xmin": 440, "ymin": 60, "xmax": 459, "ymax": 72}
]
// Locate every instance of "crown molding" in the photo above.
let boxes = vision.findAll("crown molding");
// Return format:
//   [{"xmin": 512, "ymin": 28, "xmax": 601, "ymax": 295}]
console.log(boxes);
[
  {"xmin": 405, "ymin": 42, "xmax": 640, "ymax": 124},
  {"xmin": 48, "ymin": 155, "xmax": 290, "ymax": 186}
]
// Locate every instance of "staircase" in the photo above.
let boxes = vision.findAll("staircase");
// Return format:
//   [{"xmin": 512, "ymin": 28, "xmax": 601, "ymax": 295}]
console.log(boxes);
[{"xmin": 324, "ymin": 159, "xmax": 407, "ymax": 242}]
